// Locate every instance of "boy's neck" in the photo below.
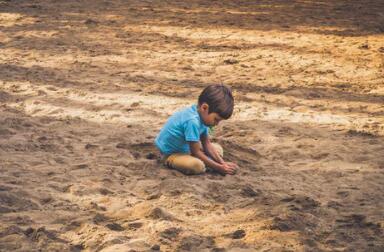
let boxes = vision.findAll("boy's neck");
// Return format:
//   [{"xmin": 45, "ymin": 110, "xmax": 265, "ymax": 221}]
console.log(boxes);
[{"xmin": 196, "ymin": 104, "xmax": 204, "ymax": 120}]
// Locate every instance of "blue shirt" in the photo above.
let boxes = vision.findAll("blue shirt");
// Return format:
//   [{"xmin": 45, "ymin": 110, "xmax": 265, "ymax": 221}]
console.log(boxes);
[{"xmin": 155, "ymin": 105, "xmax": 208, "ymax": 155}]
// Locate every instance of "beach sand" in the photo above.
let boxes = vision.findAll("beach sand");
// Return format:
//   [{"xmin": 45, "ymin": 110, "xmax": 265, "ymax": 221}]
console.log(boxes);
[{"xmin": 0, "ymin": 0, "xmax": 383, "ymax": 251}]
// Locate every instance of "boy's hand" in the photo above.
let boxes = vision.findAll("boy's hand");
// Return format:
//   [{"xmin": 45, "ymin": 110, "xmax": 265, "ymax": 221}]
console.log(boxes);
[{"xmin": 220, "ymin": 162, "xmax": 238, "ymax": 175}]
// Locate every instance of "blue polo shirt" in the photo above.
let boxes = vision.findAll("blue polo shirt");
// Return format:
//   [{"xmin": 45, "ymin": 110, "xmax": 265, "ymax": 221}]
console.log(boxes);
[{"xmin": 155, "ymin": 105, "xmax": 208, "ymax": 155}]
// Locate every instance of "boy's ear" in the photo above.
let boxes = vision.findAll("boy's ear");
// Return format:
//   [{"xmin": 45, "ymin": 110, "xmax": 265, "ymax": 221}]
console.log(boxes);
[{"xmin": 201, "ymin": 103, "xmax": 209, "ymax": 111}]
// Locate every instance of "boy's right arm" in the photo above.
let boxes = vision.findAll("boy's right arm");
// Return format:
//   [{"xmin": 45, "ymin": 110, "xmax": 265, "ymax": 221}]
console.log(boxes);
[{"xmin": 189, "ymin": 142, "xmax": 236, "ymax": 175}]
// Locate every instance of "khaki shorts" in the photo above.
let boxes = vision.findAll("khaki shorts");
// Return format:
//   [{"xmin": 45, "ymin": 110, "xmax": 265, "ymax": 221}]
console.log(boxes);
[{"xmin": 162, "ymin": 143, "xmax": 223, "ymax": 175}]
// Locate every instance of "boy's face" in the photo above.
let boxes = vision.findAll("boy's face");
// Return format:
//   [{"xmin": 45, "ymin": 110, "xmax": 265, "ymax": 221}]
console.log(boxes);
[{"xmin": 198, "ymin": 103, "xmax": 224, "ymax": 126}]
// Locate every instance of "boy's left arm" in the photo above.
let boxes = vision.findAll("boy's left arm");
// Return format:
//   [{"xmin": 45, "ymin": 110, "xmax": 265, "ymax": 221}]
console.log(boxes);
[{"xmin": 201, "ymin": 134, "xmax": 224, "ymax": 164}]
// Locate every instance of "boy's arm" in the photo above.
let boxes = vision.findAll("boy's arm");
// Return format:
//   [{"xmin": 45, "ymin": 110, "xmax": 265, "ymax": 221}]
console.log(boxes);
[
  {"xmin": 189, "ymin": 141, "xmax": 236, "ymax": 175},
  {"xmin": 189, "ymin": 141, "xmax": 224, "ymax": 173},
  {"xmin": 200, "ymin": 134, "xmax": 224, "ymax": 164}
]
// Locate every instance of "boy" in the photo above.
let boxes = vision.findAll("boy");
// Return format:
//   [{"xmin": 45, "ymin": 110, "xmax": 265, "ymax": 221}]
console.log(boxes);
[{"xmin": 155, "ymin": 84, "xmax": 238, "ymax": 175}]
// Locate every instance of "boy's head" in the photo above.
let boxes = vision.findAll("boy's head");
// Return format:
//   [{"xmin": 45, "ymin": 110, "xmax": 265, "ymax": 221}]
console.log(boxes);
[{"xmin": 197, "ymin": 84, "xmax": 234, "ymax": 126}]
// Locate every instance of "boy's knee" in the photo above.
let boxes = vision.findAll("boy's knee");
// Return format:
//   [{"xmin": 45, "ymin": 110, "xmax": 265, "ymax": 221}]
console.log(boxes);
[
  {"xmin": 212, "ymin": 143, "xmax": 224, "ymax": 157},
  {"xmin": 188, "ymin": 159, "xmax": 206, "ymax": 174}
]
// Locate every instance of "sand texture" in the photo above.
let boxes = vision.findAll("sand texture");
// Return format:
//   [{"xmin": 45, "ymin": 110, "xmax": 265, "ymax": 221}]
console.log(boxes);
[{"xmin": 0, "ymin": 0, "xmax": 384, "ymax": 251}]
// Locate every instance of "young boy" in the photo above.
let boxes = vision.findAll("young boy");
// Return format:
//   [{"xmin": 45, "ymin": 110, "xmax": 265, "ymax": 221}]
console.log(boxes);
[{"xmin": 155, "ymin": 84, "xmax": 238, "ymax": 175}]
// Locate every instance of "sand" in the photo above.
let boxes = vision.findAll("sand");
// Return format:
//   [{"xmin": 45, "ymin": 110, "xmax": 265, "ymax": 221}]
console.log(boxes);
[{"xmin": 0, "ymin": 0, "xmax": 383, "ymax": 251}]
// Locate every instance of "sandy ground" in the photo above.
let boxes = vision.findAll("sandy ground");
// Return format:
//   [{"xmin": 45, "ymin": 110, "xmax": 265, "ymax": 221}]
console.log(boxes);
[{"xmin": 1, "ymin": 0, "xmax": 384, "ymax": 251}]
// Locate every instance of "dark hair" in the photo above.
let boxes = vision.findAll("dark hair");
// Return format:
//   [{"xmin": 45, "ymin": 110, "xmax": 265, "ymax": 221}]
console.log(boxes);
[{"xmin": 198, "ymin": 84, "xmax": 234, "ymax": 119}]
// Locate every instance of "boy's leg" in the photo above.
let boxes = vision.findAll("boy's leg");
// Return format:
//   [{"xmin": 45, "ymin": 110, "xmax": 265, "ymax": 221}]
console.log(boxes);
[
  {"xmin": 165, "ymin": 153, "xmax": 206, "ymax": 175},
  {"xmin": 211, "ymin": 142, "xmax": 224, "ymax": 158},
  {"xmin": 199, "ymin": 142, "xmax": 224, "ymax": 158},
  {"xmin": 202, "ymin": 143, "xmax": 224, "ymax": 173}
]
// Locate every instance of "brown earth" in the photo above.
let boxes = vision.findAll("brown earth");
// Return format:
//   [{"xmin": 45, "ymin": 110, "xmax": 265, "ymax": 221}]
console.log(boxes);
[{"xmin": 0, "ymin": 0, "xmax": 384, "ymax": 251}]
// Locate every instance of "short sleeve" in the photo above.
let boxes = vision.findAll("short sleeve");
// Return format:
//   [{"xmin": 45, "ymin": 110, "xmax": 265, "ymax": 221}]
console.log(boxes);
[
  {"xmin": 202, "ymin": 126, "xmax": 209, "ymax": 136},
  {"xmin": 184, "ymin": 119, "xmax": 200, "ymax": 142}
]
